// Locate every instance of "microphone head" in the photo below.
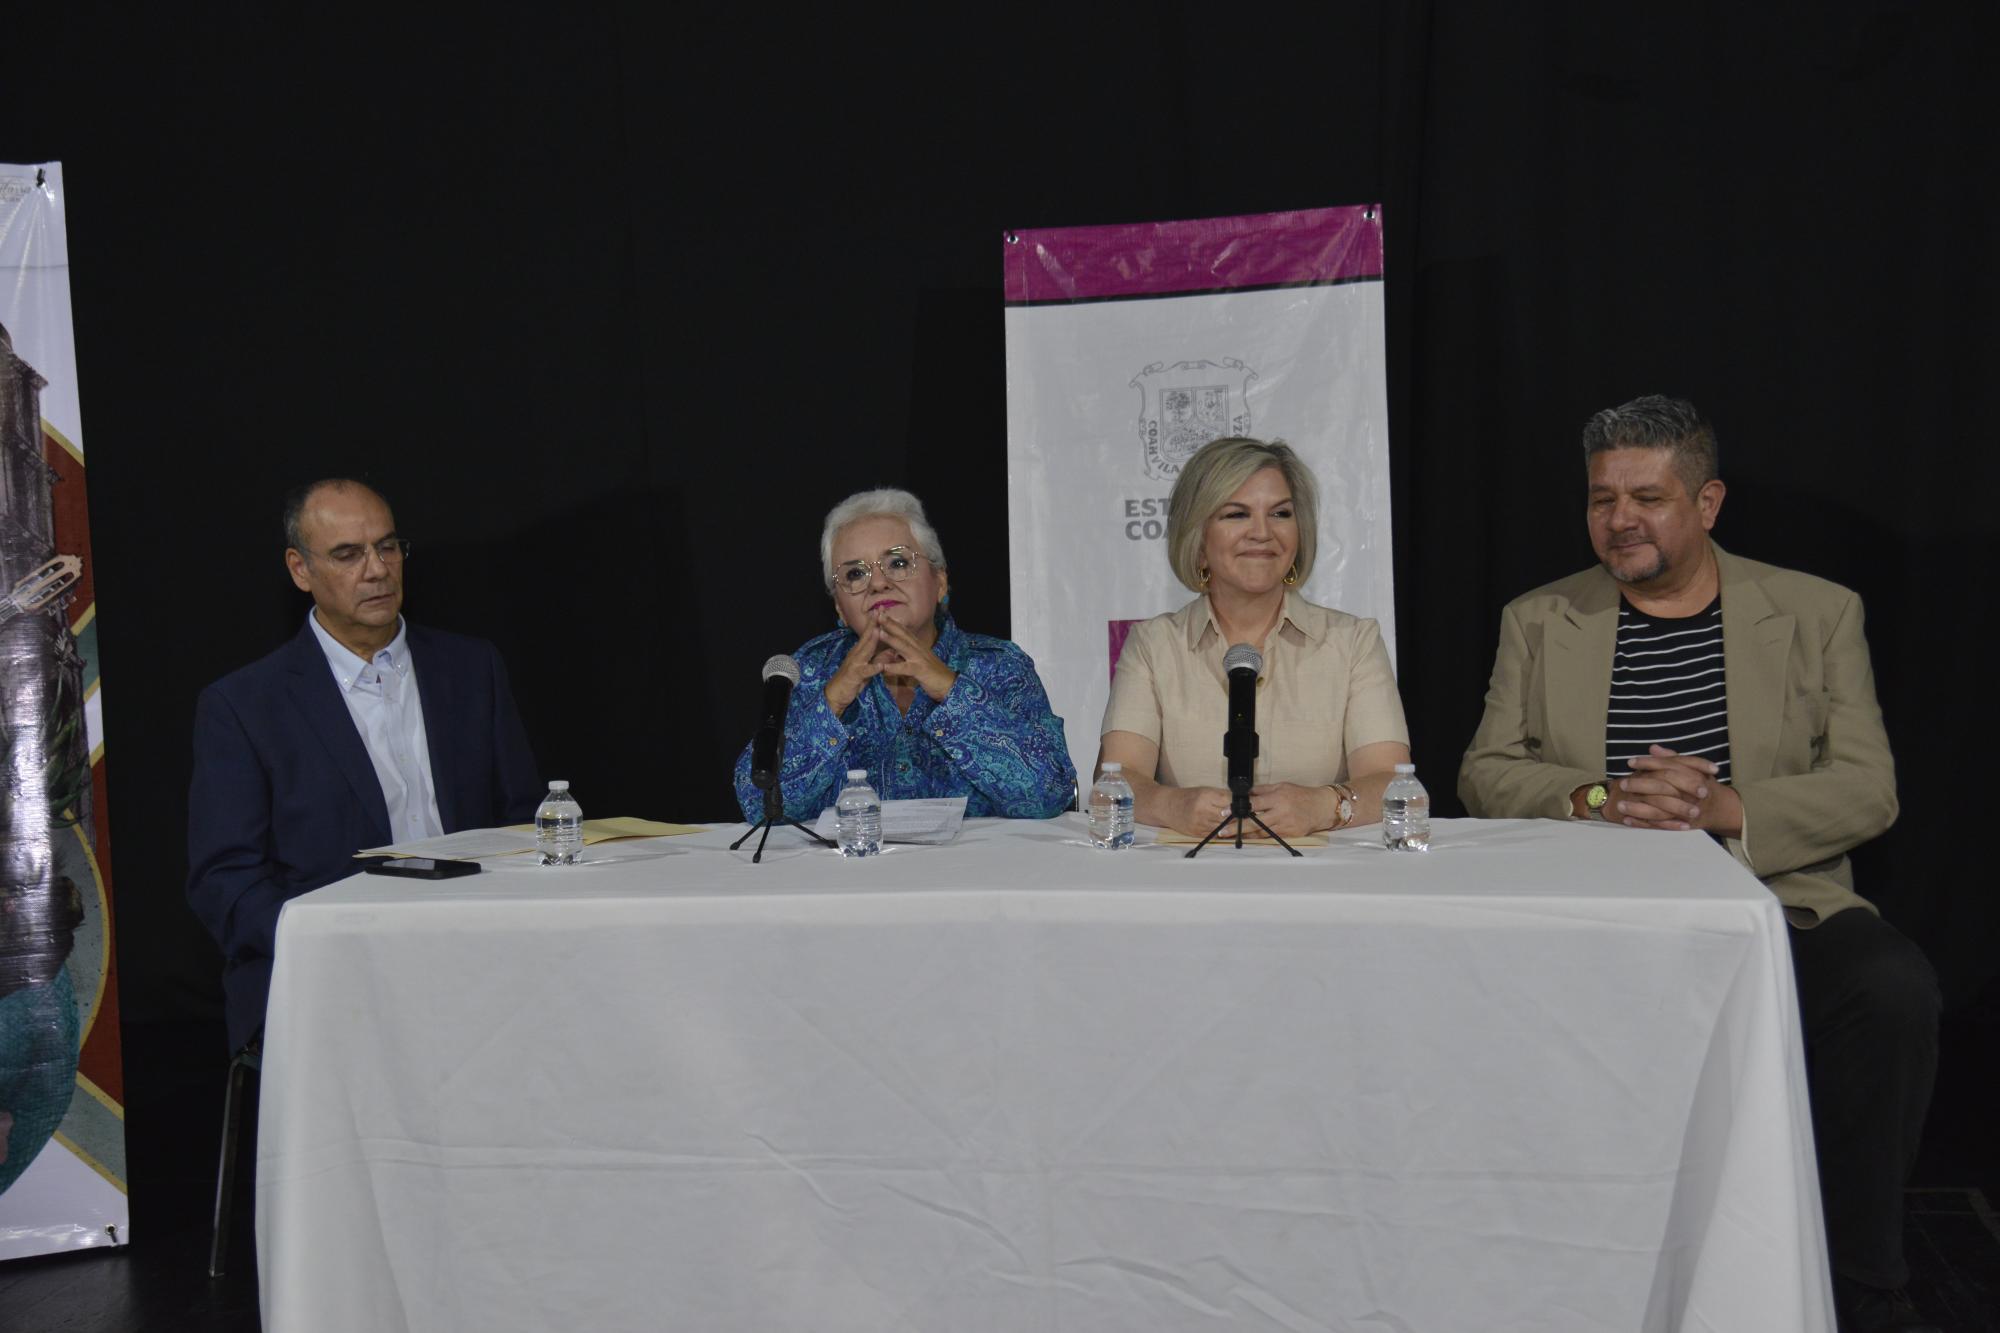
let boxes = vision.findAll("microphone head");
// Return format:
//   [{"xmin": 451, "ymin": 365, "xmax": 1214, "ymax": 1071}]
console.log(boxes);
[
  {"xmin": 761, "ymin": 654, "xmax": 802, "ymax": 686},
  {"xmin": 1223, "ymin": 643, "xmax": 1263, "ymax": 677}
]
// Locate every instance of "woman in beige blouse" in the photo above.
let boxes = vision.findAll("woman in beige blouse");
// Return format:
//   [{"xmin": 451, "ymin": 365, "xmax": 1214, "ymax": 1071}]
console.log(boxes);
[{"xmin": 1097, "ymin": 437, "xmax": 1412, "ymax": 838}]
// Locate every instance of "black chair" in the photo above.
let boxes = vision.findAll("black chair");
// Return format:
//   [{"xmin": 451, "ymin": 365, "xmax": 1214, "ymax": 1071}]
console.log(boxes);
[{"xmin": 207, "ymin": 1039, "xmax": 261, "ymax": 1278}]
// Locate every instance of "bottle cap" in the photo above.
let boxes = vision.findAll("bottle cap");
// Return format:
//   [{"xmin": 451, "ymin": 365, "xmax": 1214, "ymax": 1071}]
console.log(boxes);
[
  {"xmin": 548, "ymin": 780, "xmax": 570, "ymax": 791},
  {"xmin": 1100, "ymin": 762, "xmax": 1122, "ymax": 773},
  {"xmin": 846, "ymin": 768, "xmax": 867, "ymax": 780},
  {"xmin": 1393, "ymin": 763, "xmax": 1415, "ymax": 774}
]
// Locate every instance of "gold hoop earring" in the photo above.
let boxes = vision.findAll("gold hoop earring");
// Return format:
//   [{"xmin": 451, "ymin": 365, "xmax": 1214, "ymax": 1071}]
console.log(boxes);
[
  {"xmin": 1283, "ymin": 564, "xmax": 1299, "ymax": 587},
  {"xmin": 1197, "ymin": 564, "xmax": 1210, "ymax": 591}
]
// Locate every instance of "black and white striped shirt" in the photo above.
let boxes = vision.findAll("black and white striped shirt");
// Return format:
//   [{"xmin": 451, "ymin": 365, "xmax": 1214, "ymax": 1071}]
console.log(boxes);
[{"xmin": 1607, "ymin": 596, "xmax": 1731, "ymax": 783}]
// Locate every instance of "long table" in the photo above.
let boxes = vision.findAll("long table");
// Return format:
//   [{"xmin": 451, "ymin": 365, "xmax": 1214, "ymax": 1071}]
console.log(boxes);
[{"xmin": 255, "ymin": 817, "xmax": 1832, "ymax": 1331}]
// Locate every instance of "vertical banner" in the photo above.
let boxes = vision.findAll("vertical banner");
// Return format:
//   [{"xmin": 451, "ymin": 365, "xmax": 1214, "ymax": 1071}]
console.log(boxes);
[
  {"xmin": 1004, "ymin": 206, "xmax": 1394, "ymax": 783},
  {"xmin": 0, "ymin": 162, "xmax": 128, "ymax": 1258}
]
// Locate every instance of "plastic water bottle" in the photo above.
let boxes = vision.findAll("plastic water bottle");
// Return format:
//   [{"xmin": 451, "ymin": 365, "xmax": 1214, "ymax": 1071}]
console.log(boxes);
[
  {"xmin": 1087, "ymin": 762, "xmax": 1136, "ymax": 849},
  {"xmin": 535, "ymin": 780, "xmax": 584, "ymax": 865},
  {"xmin": 1382, "ymin": 763, "xmax": 1430, "ymax": 852},
  {"xmin": 835, "ymin": 769, "xmax": 882, "ymax": 857}
]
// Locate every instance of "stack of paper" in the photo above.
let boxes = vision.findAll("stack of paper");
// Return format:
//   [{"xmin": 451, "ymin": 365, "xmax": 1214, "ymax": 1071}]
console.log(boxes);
[
  {"xmin": 359, "ymin": 817, "xmax": 706, "ymax": 860},
  {"xmin": 811, "ymin": 797, "xmax": 967, "ymax": 846}
]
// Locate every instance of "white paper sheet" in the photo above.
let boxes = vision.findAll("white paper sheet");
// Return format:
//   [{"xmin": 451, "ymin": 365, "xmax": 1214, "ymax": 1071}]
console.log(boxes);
[
  {"xmin": 812, "ymin": 796, "xmax": 967, "ymax": 845},
  {"xmin": 357, "ymin": 828, "xmax": 540, "ymax": 860}
]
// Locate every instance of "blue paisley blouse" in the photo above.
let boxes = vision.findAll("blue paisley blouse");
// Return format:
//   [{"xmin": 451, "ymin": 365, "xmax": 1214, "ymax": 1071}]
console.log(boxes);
[{"xmin": 732, "ymin": 614, "xmax": 1076, "ymax": 822}]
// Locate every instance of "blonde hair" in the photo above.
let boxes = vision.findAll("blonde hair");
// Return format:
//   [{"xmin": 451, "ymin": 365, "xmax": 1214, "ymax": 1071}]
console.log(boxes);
[{"xmin": 1164, "ymin": 437, "xmax": 1319, "ymax": 592}]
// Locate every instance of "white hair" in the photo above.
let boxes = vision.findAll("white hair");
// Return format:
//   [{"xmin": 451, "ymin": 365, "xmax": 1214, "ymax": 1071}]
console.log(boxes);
[{"xmin": 819, "ymin": 488, "xmax": 948, "ymax": 590}]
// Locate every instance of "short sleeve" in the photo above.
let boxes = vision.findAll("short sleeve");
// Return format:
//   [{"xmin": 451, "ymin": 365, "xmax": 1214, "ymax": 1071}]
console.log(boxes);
[
  {"xmin": 1100, "ymin": 622, "xmax": 1164, "ymax": 743},
  {"xmin": 1339, "ymin": 618, "xmax": 1410, "ymax": 754}
]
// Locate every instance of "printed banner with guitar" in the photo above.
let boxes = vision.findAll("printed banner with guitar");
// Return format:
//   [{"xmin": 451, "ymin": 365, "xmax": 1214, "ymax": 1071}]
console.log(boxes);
[{"xmin": 1, "ymin": 161, "xmax": 128, "ymax": 1260}]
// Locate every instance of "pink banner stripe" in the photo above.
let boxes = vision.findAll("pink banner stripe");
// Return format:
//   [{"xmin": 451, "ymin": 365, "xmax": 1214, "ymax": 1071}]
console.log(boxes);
[
  {"xmin": 1108, "ymin": 619, "xmax": 1141, "ymax": 682},
  {"xmin": 1003, "ymin": 205, "xmax": 1382, "ymax": 305}
]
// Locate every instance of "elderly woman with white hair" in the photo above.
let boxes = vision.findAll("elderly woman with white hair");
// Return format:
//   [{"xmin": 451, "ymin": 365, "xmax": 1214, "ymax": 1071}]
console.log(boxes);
[
  {"xmin": 1098, "ymin": 436, "xmax": 1412, "ymax": 838},
  {"xmin": 733, "ymin": 488, "xmax": 1076, "ymax": 822}
]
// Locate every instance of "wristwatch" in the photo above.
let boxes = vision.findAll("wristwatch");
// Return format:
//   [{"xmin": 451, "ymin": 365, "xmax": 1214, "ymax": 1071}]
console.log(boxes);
[
  {"xmin": 1582, "ymin": 782, "xmax": 1611, "ymax": 819},
  {"xmin": 1328, "ymin": 783, "xmax": 1356, "ymax": 829}
]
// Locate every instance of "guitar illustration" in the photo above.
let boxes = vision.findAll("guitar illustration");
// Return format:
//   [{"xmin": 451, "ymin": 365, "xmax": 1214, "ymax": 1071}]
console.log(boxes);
[{"xmin": 0, "ymin": 555, "xmax": 83, "ymax": 627}]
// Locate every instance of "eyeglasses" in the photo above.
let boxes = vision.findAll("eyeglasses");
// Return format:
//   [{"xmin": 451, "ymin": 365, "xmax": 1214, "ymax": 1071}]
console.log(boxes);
[
  {"xmin": 831, "ymin": 546, "xmax": 927, "ymax": 595},
  {"xmin": 309, "ymin": 537, "xmax": 411, "ymax": 569}
]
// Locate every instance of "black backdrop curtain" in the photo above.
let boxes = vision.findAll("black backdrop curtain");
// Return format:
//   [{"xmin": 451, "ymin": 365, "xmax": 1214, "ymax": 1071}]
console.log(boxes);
[{"xmin": 4, "ymin": 2, "xmax": 1992, "ymax": 1026}]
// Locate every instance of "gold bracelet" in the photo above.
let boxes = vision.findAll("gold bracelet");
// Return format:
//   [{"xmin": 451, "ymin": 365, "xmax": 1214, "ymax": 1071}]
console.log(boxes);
[{"xmin": 1325, "ymin": 782, "xmax": 1358, "ymax": 830}]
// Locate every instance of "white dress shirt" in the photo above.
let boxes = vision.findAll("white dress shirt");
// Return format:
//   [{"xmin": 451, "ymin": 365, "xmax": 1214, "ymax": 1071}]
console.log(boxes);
[{"xmin": 307, "ymin": 611, "xmax": 444, "ymax": 843}]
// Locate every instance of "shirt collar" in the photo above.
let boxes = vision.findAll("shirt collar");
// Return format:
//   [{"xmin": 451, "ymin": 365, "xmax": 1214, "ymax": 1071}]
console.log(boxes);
[
  {"xmin": 931, "ymin": 609, "xmax": 965, "ymax": 661},
  {"xmin": 306, "ymin": 609, "xmax": 411, "ymax": 693},
  {"xmin": 1183, "ymin": 589, "xmax": 1330, "ymax": 653},
  {"xmin": 1277, "ymin": 589, "xmax": 1331, "ymax": 644}
]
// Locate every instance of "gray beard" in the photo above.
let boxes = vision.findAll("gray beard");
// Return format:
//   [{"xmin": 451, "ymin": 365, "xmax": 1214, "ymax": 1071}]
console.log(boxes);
[{"xmin": 1605, "ymin": 548, "xmax": 1667, "ymax": 585}]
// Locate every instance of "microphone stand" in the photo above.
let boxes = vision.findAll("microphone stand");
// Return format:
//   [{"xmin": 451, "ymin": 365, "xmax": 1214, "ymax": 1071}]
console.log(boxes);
[
  {"xmin": 730, "ymin": 772, "xmax": 836, "ymax": 863},
  {"xmin": 1184, "ymin": 772, "xmax": 1301, "ymax": 859}
]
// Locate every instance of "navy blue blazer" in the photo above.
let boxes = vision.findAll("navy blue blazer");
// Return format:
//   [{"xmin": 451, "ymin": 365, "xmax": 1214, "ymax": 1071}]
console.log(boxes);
[{"xmin": 186, "ymin": 619, "xmax": 542, "ymax": 1051}]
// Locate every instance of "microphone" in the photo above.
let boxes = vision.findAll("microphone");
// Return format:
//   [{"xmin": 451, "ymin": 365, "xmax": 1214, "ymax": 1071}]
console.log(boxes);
[
  {"xmin": 1185, "ymin": 641, "xmax": 1295, "ymax": 857},
  {"xmin": 1222, "ymin": 643, "xmax": 1261, "ymax": 800},
  {"xmin": 750, "ymin": 654, "xmax": 801, "ymax": 789},
  {"xmin": 729, "ymin": 652, "xmax": 837, "ymax": 860}
]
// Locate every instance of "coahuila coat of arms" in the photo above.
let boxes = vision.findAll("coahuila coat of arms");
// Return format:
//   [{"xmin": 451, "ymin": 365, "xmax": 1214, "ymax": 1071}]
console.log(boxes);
[{"xmin": 1130, "ymin": 357, "xmax": 1259, "ymax": 481}]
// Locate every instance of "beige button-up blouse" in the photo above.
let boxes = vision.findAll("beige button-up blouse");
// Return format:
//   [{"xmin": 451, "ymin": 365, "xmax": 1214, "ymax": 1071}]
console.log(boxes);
[{"xmin": 1100, "ymin": 592, "xmax": 1409, "ymax": 788}]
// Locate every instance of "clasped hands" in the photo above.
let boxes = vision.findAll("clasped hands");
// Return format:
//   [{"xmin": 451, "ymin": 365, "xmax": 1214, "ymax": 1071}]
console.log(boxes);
[
  {"xmin": 1173, "ymin": 781, "xmax": 1336, "ymax": 839},
  {"xmin": 825, "ymin": 609, "xmax": 957, "ymax": 713},
  {"xmin": 1611, "ymin": 744, "xmax": 1743, "ymax": 837}
]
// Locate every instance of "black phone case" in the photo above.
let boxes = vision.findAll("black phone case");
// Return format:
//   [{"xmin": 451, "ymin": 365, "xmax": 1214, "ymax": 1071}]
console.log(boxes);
[{"xmin": 364, "ymin": 858, "xmax": 482, "ymax": 879}]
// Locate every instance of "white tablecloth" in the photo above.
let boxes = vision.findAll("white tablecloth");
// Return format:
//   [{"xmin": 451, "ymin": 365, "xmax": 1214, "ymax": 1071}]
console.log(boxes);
[{"xmin": 256, "ymin": 818, "xmax": 1831, "ymax": 1332}]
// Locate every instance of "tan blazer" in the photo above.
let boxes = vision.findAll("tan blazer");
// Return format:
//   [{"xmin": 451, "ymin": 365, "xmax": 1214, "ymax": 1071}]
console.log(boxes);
[{"xmin": 1457, "ymin": 544, "xmax": 1897, "ymax": 925}]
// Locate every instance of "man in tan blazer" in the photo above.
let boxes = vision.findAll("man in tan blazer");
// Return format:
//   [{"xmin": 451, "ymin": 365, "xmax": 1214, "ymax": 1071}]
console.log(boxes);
[{"xmin": 1460, "ymin": 396, "xmax": 1940, "ymax": 1333}]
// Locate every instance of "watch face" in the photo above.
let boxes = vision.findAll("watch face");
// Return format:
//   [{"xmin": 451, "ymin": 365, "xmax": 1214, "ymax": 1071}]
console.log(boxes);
[
  {"xmin": 1338, "ymin": 796, "xmax": 1354, "ymax": 824},
  {"xmin": 1586, "ymin": 784, "xmax": 1610, "ymax": 811}
]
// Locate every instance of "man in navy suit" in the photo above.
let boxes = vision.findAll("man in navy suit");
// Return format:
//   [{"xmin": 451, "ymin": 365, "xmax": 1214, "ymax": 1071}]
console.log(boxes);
[{"xmin": 187, "ymin": 479, "xmax": 542, "ymax": 1052}]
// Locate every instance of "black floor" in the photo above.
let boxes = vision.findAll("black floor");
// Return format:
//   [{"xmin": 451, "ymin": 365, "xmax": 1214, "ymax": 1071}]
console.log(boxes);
[
  {"xmin": 0, "ymin": 1022, "xmax": 258, "ymax": 1333},
  {"xmin": 1906, "ymin": 1009, "xmax": 2000, "ymax": 1333},
  {"xmin": 2, "ymin": 1014, "xmax": 1996, "ymax": 1332}
]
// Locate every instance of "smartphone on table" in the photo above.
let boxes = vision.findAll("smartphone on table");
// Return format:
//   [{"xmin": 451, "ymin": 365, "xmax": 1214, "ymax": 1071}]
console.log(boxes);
[{"xmin": 362, "ymin": 857, "xmax": 482, "ymax": 880}]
